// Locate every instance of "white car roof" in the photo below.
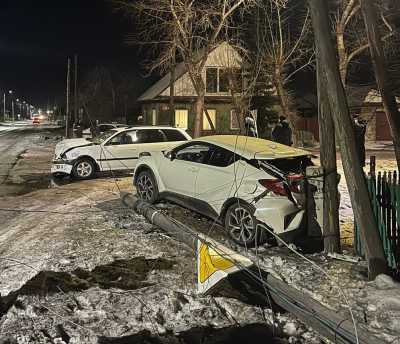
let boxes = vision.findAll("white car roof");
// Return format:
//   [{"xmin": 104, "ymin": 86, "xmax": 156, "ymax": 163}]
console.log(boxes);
[
  {"xmin": 196, "ymin": 135, "xmax": 311, "ymax": 160},
  {"xmin": 113, "ymin": 126, "xmax": 185, "ymax": 133}
]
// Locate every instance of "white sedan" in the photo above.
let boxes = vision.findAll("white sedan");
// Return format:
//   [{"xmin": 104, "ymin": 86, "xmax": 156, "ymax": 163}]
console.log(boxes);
[
  {"xmin": 82, "ymin": 123, "xmax": 128, "ymax": 139},
  {"xmin": 133, "ymin": 135, "xmax": 313, "ymax": 246},
  {"xmin": 51, "ymin": 126, "xmax": 191, "ymax": 179}
]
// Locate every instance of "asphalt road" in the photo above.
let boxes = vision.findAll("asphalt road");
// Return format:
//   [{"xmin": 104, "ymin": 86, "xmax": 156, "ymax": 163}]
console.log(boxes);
[{"xmin": 0, "ymin": 123, "xmax": 61, "ymax": 196}]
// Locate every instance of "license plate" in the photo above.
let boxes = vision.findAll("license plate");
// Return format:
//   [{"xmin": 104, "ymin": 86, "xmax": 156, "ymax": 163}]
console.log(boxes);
[{"xmin": 51, "ymin": 164, "xmax": 72, "ymax": 174}]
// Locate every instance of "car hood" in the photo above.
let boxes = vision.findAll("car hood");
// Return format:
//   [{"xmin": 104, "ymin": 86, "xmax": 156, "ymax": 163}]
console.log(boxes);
[{"xmin": 54, "ymin": 138, "xmax": 94, "ymax": 158}]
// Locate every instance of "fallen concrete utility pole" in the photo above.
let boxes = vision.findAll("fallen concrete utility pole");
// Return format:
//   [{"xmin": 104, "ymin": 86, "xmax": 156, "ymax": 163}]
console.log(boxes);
[{"xmin": 121, "ymin": 193, "xmax": 385, "ymax": 344}]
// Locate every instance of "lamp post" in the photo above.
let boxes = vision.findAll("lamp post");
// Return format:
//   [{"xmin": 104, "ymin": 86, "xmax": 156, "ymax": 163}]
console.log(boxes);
[
  {"xmin": 3, "ymin": 93, "xmax": 5, "ymax": 121},
  {"xmin": 7, "ymin": 90, "xmax": 13, "ymax": 121}
]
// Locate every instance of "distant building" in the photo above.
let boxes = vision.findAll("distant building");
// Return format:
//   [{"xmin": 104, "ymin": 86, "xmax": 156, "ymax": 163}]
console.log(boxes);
[
  {"xmin": 295, "ymin": 87, "xmax": 398, "ymax": 143},
  {"xmin": 137, "ymin": 42, "xmax": 246, "ymax": 136},
  {"xmin": 360, "ymin": 90, "xmax": 400, "ymax": 141}
]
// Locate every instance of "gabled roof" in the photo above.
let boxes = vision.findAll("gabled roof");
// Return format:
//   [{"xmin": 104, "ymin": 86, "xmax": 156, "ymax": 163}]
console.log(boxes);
[
  {"xmin": 137, "ymin": 61, "xmax": 188, "ymax": 102},
  {"xmin": 137, "ymin": 42, "xmax": 240, "ymax": 102}
]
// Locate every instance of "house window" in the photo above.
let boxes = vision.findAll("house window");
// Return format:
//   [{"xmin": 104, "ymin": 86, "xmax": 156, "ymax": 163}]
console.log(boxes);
[
  {"xmin": 230, "ymin": 110, "xmax": 240, "ymax": 130},
  {"xmin": 206, "ymin": 67, "xmax": 241, "ymax": 93},
  {"xmin": 151, "ymin": 109, "xmax": 156, "ymax": 125},
  {"xmin": 219, "ymin": 69, "xmax": 229, "ymax": 93},
  {"xmin": 206, "ymin": 68, "xmax": 218, "ymax": 93},
  {"xmin": 203, "ymin": 109, "xmax": 216, "ymax": 130},
  {"xmin": 175, "ymin": 109, "xmax": 188, "ymax": 129}
]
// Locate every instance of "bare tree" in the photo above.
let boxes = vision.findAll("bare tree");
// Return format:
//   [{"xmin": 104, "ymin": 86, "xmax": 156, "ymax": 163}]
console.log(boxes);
[
  {"xmin": 360, "ymin": 0, "xmax": 400, "ymax": 168},
  {"xmin": 255, "ymin": 0, "xmax": 313, "ymax": 140},
  {"xmin": 308, "ymin": 0, "xmax": 387, "ymax": 278},
  {"xmin": 333, "ymin": 0, "xmax": 398, "ymax": 86},
  {"xmin": 115, "ymin": 0, "xmax": 253, "ymax": 137}
]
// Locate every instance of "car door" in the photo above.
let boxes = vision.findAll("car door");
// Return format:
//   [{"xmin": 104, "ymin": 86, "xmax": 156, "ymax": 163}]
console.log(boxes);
[
  {"xmin": 135, "ymin": 129, "xmax": 169, "ymax": 155},
  {"xmin": 160, "ymin": 143, "xmax": 211, "ymax": 198},
  {"xmin": 100, "ymin": 130, "xmax": 139, "ymax": 171},
  {"xmin": 195, "ymin": 146, "xmax": 246, "ymax": 213}
]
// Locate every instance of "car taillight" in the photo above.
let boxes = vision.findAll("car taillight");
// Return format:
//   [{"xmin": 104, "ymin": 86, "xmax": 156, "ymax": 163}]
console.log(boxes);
[
  {"xmin": 287, "ymin": 174, "xmax": 304, "ymax": 193},
  {"xmin": 258, "ymin": 179, "xmax": 288, "ymax": 196}
]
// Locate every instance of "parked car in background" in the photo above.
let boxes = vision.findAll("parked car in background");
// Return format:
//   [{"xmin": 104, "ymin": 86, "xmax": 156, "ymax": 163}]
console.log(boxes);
[
  {"xmin": 134, "ymin": 135, "xmax": 313, "ymax": 246},
  {"xmin": 82, "ymin": 123, "xmax": 128, "ymax": 139},
  {"xmin": 51, "ymin": 126, "xmax": 191, "ymax": 179},
  {"xmin": 32, "ymin": 116, "xmax": 40, "ymax": 124}
]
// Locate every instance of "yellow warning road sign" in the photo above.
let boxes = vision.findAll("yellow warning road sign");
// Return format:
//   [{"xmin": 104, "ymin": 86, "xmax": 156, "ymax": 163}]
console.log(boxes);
[{"xmin": 197, "ymin": 234, "xmax": 253, "ymax": 294}]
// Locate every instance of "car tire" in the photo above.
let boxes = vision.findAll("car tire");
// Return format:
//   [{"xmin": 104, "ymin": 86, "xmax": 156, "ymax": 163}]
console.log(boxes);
[
  {"xmin": 136, "ymin": 170, "xmax": 159, "ymax": 203},
  {"xmin": 73, "ymin": 158, "xmax": 96, "ymax": 180},
  {"xmin": 224, "ymin": 201, "xmax": 268, "ymax": 247}
]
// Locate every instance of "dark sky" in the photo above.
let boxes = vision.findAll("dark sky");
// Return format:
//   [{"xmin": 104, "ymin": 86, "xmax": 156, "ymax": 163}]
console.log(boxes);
[{"xmin": 0, "ymin": 0, "xmax": 142, "ymax": 109}]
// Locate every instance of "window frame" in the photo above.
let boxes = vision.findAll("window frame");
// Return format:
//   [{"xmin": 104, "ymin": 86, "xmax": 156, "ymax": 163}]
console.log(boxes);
[
  {"xmin": 206, "ymin": 67, "xmax": 218, "ymax": 93},
  {"xmin": 136, "ymin": 129, "xmax": 167, "ymax": 144},
  {"xmin": 173, "ymin": 142, "xmax": 212, "ymax": 165}
]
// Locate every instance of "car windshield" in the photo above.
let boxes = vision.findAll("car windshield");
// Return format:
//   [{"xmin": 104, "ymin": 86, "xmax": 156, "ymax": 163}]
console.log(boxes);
[{"xmin": 90, "ymin": 130, "xmax": 117, "ymax": 144}]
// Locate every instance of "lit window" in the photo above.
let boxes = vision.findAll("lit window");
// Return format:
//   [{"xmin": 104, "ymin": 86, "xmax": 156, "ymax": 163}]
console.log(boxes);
[
  {"xmin": 175, "ymin": 109, "xmax": 188, "ymax": 129},
  {"xmin": 203, "ymin": 109, "xmax": 216, "ymax": 130}
]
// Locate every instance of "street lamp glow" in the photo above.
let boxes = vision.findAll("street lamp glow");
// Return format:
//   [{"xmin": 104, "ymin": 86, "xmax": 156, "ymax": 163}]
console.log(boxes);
[{"xmin": 8, "ymin": 90, "xmax": 13, "ymax": 94}]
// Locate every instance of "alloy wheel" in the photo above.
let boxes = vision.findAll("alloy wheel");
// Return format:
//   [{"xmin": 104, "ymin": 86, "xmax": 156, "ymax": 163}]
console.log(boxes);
[
  {"xmin": 228, "ymin": 206, "xmax": 256, "ymax": 244},
  {"xmin": 137, "ymin": 174, "xmax": 154, "ymax": 201},
  {"xmin": 76, "ymin": 161, "xmax": 93, "ymax": 178}
]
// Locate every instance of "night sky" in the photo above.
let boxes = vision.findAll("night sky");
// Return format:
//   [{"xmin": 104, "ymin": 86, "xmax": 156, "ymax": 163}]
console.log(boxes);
[{"xmin": 0, "ymin": 0, "xmax": 142, "ymax": 109}]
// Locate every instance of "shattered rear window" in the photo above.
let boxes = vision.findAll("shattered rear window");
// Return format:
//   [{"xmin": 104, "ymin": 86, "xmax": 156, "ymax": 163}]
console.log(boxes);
[{"xmin": 261, "ymin": 156, "xmax": 313, "ymax": 174}]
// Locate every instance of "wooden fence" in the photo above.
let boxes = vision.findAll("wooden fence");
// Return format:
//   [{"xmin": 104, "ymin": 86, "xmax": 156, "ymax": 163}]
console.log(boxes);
[{"xmin": 354, "ymin": 168, "xmax": 400, "ymax": 271}]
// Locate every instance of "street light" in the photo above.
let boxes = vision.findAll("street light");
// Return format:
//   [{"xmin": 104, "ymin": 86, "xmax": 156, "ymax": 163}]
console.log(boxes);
[{"xmin": 6, "ymin": 90, "xmax": 14, "ymax": 121}]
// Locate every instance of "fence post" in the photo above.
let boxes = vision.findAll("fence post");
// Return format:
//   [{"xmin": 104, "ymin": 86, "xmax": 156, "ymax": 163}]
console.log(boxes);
[{"xmin": 370, "ymin": 155, "xmax": 376, "ymax": 177}]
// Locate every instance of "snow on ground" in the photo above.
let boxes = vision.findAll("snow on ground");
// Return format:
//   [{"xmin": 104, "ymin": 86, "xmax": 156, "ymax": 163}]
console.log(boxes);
[
  {"xmin": 1, "ymin": 130, "xmax": 399, "ymax": 343},
  {"xmin": 0, "ymin": 132, "xmax": 319, "ymax": 343},
  {"xmin": 165, "ymin": 196, "xmax": 400, "ymax": 343}
]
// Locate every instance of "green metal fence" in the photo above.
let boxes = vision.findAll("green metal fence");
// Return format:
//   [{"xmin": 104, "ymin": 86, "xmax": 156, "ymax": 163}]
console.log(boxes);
[{"xmin": 354, "ymin": 171, "xmax": 400, "ymax": 271}]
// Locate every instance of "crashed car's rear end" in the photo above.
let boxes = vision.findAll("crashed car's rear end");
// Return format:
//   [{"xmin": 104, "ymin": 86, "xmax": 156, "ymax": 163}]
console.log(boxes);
[
  {"xmin": 194, "ymin": 136, "xmax": 313, "ymax": 246},
  {"xmin": 247, "ymin": 155, "xmax": 312, "ymax": 242}
]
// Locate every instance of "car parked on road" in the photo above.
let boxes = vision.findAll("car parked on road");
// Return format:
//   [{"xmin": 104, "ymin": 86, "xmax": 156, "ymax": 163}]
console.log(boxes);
[
  {"xmin": 51, "ymin": 126, "xmax": 191, "ymax": 179},
  {"xmin": 32, "ymin": 116, "xmax": 40, "ymax": 124},
  {"xmin": 133, "ymin": 135, "xmax": 313, "ymax": 246},
  {"xmin": 82, "ymin": 123, "xmax": 129, "ymax": 139}
]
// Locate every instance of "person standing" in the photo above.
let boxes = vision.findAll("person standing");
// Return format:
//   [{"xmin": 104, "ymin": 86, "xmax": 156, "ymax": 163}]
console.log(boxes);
[
  {"xmin": 244, "ymin": 113, "xmax": 257, "ymax": 137},
  {"xmin": 353, "ymin": 115, "xmax": 367, "ymax": 167},
  {"xmin": 272, "ymin": 116, "xmax": 293, "ymax": 146}
]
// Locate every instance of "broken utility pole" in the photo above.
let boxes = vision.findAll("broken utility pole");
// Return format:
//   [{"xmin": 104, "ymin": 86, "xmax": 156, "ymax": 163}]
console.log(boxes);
[
  {"xmin": 121, "ymin": 193, "xmax": 385, "ymax": 344},
  {"xmin": 316, "ymin": 59, "xmax": 341, "ymax": 253},
  {"xmin": 360, "ymin": 0, "xmax": 400, "ymax": 169},
  {"xmin": 308, "ymin": 0, "xmax": 387, "ymax": 279}
]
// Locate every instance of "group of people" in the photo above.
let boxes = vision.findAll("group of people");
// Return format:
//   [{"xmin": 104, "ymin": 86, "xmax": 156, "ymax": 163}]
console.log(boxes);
[
  {"xmin": 244, "ymin": 114, "xmax": 293, "ymax": 146},
  {"xmin": 244, "ymin": 113, "xmax": 367, "ymax": 167}
]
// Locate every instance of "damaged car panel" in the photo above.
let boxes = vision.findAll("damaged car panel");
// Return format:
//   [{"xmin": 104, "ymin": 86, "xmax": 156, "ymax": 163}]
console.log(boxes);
[{"xmin": 134, "ymin": 135, "xmax": 313, "ymax": 246}]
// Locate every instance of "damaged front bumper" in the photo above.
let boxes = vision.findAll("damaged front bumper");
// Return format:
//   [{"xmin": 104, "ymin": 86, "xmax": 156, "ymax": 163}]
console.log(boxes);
[
  {"xmin": 51, "ymin": 159, "xmax": 73, "ymax": 175},
  {"xmin": 253, "ymin": 197, "xmax": 305, "ymax": 235}
]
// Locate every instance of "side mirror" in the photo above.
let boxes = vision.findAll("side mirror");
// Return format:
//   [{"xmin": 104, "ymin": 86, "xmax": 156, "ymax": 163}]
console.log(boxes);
[{"xmin": 169, "ymin": 151, "xmax": 176, "ymax": 161}]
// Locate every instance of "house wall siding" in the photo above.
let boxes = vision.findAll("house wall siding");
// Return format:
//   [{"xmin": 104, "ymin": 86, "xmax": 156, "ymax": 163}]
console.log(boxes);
[{"xmin": 141, "ymin": 101, "xmax": 239, "ymax": 136}]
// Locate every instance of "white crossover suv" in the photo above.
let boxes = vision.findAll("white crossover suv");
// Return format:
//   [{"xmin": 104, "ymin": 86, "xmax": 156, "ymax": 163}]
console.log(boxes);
[
  {"xmin": 51, "ymin": 126, "xmax": 191, "ymax": 179},
  {"xmin": 133, "ymin": 135, "xmax": 313, "ymax": 246}
]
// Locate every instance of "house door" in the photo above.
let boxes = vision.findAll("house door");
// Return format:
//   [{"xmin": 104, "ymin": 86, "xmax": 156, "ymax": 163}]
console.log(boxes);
[
  {"xmin": 376, "ymin": 112, "xmax": 392, "ymax": 141},
  {"xmin": 158, "ymin": 105, "xmax": 173, "ymax": 125}
]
